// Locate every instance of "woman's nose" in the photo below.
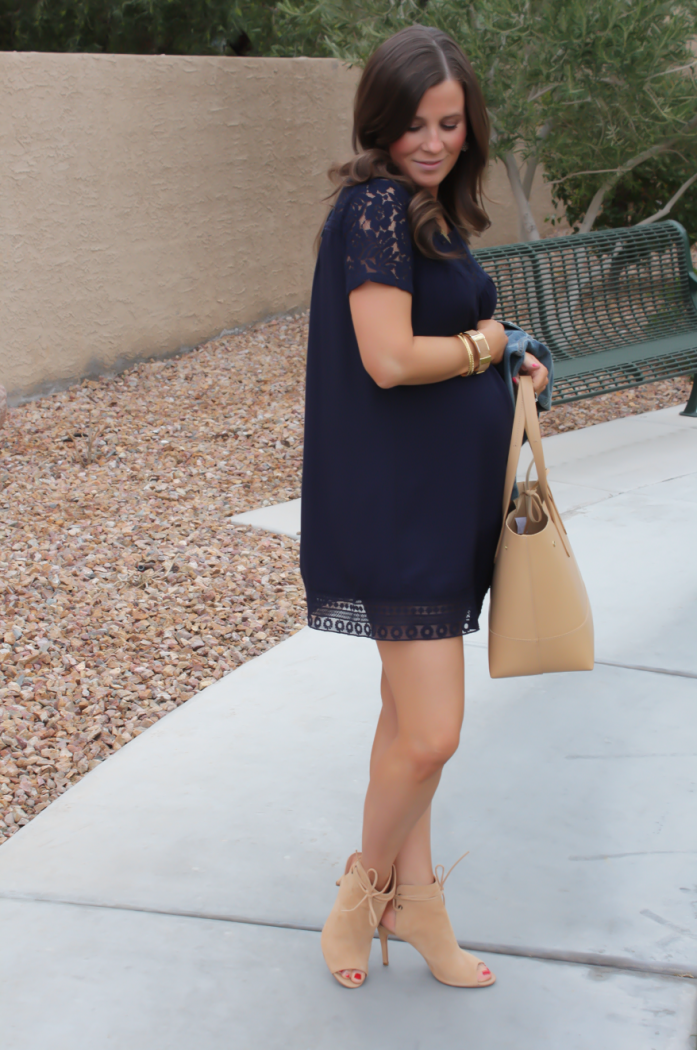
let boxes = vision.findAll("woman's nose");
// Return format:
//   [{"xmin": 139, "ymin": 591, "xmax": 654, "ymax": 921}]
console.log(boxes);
[{"xmin": 424, "ymin": 129, "xmax": 444, "ymax": 153}]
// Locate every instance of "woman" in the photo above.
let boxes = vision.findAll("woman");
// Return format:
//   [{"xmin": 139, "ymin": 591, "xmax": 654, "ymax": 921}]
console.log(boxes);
[{"xmin": 300, "ymin": 25, "xmax": 549, "ymax": 989}]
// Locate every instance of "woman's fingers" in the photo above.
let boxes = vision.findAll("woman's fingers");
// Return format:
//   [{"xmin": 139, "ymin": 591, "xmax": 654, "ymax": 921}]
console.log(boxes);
[
  {"xmin": 533, "ymin": 369, "xmax": 548, "ymax": 395},
  {"xmin": 519, "ymin": 352, "xmax": 541, "ymax": 374},
  {"xmin": 526, "ymin": 364, "xmax": 548, "ymax": 395},
  {"xmin": 519, "ymin": 353, "xmax": 548, "ymax": 394}
]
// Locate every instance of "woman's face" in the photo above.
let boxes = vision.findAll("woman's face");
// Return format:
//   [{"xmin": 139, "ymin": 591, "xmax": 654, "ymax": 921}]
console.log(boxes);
[{"xmin": 388, "ymin": 79, "xmax": 467, "ymax": 198}]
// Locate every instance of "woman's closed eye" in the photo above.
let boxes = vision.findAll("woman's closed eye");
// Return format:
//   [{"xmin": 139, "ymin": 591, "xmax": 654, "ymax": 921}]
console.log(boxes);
[{"xmin": 409, "ymin": 123, "xmax": 461, "ymax": 134}]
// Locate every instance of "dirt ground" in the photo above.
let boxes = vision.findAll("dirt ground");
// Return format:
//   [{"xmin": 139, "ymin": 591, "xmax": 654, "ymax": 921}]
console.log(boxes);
[{"xmin": 0, "ymin": 312, "xmax": 692, "ymax": 842}]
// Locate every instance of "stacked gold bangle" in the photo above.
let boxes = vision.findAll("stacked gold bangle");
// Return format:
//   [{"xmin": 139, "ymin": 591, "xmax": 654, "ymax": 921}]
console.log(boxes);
[
  {"xmin": 456, "ymin": 330, "xmax": 493, "ymax": 377},
  {"xmin": 456, "ymin": 333, "xmax": 475, "ymax": 376}
]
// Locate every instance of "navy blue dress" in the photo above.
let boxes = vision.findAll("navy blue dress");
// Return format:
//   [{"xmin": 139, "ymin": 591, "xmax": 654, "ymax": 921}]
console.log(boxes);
[{"xmin": 300, "ymin": 178, "xmax": 513, "ymax": 640}]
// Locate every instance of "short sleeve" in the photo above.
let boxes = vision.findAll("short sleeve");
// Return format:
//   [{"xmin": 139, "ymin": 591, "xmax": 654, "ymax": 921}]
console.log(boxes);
[{"xmin": 343, "ymin": 180, "xmax": 414, "ymax": 295}]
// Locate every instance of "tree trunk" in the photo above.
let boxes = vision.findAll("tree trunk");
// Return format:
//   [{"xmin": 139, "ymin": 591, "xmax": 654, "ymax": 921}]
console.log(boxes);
[
  {"xmin": 521, "ymin": 152, "xmax": 538, "ymax": 201},
  {"xmin": 504, "ymin": 153, "xmax": 541, "ymax": 242}
]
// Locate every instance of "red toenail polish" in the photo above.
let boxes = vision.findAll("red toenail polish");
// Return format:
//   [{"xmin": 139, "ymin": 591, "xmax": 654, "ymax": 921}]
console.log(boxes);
[{"xmin": 354, "ymin": 973, "xmax": 362, "ymax": 980}]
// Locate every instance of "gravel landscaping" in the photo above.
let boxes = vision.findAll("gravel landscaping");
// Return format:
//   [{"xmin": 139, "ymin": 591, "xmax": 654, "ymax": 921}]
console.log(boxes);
[
  {"xmin": 540, "ymin": 375, "xmax": 692, "ymax": 436},
  {"xmin": 0, "ymin": 309, "xmax": 692, "ymax": 843}
]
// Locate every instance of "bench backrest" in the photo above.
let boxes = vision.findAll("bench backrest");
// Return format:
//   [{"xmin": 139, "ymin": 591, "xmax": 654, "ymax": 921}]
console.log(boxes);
[
  {"xmin": 473, "ymin": 221, "xmax": 697, "ymax": 403},
  {"xmin": 473, "ymin": 220, "xmax": 697, "ymax": 362}
]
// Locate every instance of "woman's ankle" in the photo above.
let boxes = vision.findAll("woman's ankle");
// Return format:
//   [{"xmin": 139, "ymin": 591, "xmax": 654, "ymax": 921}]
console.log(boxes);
[
  {"xmin": 359, "ymin": 855, "xmax": 393, "ymax": 889},
  {"xmin": 395, "ymin": 863, "xmax": 435, "ymax": 887}
]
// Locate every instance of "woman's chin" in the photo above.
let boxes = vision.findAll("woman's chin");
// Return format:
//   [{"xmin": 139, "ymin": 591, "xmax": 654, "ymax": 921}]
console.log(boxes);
[{"xmin": 411, "ymin": 174, "xmax": 444, "ymax": 194}]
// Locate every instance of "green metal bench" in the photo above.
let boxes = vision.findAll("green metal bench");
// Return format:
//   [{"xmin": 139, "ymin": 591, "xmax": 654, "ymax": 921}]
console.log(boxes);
[{"xmin": 473, "ymin": 219, "xmax": 697, "ymax": 417}]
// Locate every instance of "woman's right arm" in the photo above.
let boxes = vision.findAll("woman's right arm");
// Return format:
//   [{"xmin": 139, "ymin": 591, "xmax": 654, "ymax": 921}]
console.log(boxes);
[{"xmin": 349, "ymin": 280, "xmax": 507, "ymax": 389}]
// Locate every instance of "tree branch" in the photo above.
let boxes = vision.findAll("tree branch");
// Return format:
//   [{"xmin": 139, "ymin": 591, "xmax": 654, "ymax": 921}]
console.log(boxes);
[
  {"xmin": 646, "ymin": 59, "xmax": 697, "ymax": 81},
  {"xmin": 551, "ymin": 165, "xmax": 644, "ymax": 185},
  {"xmin": 635, "ymin": 172, "xmax": 697, "ymax": 225},
  {"xmin": 551, "ymin": 150, "xmax": 686, "ymax": 186},
  {"xmin": 578, "ymin": 111, "xmax": 697, "ymax": 234},
  {"xmin": 505, "ymin": 153, "xmax": 541, "ymax": 241},
  {"xmin": 527, "ymin": 82, "xmax": 562, "ymax": 103}
]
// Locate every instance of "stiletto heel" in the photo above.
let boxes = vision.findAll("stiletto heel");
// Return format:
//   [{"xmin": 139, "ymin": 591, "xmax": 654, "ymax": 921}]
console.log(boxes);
[
  {"xmin": 391, "ymin": 855, "xmax": 496, "ymax": 988},
  {"xmin": 378, "ymin": 924, "xmax": 390, "ymax": 966},
  {"xmin": 321, "ymin": 856, "xmax": 396, "ymax": 988}
]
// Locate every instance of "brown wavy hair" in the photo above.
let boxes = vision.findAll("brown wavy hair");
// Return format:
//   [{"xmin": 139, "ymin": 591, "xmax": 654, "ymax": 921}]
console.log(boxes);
[{"xmin": 326, "ymin": 25, "xmax": 490, "ymax": 260}]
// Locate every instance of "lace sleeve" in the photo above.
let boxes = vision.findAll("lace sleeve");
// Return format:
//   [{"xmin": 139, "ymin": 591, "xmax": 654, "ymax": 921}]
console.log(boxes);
[{"xmin": 344, "ymin": 180, "xmax": 413, "ymax": 296}]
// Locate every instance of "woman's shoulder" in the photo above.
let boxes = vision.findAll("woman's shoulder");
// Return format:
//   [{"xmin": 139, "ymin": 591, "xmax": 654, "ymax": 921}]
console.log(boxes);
[
  {"xmin": 351, "ymin": 176, "xmax": 411, "ymax": 204},
  {"xmin": 338, "ymin": 177, "xmax": 412, "ymax": 221}
]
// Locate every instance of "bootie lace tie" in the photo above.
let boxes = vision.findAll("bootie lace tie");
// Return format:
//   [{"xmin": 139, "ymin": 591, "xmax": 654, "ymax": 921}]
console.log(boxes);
[
  {"xmin": 398, "ymin": 852, "xmax": 470, "ymax": 905},
  {"xmin": 342, "ymin": 862, "xmax": 396, "ymax": 927}
]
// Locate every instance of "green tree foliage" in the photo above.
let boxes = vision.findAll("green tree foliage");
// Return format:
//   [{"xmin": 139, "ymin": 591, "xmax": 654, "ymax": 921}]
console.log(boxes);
[
  {"xmin": 0, "ymin": 0, "xmax": 276, "ymax": 55},
  {"xmin": 552, "ymin": 151, "xmax": 697, "ymax": 243},
  {"xmin": 272, "ymin": 0, "xmax": 697, "ymax": 239},
  {"xmin": 269, "ymin": 0, "xmax": 424, "ymax": 59},
  {"xmin": 527, "ymin": 0, "xmax": 697, "ymax": 236}
]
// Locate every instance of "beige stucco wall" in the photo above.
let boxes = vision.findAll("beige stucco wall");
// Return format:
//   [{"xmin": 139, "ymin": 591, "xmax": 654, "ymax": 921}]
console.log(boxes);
[{"xmin": 1, "ymin": 52, "xmax": 558, "ymax": 401}]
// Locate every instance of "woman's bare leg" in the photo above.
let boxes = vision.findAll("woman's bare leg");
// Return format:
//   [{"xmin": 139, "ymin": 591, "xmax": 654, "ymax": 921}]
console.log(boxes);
[
  {"xmin": 343, "ymin": 670, "xmax": 435, "ymax": 879},
  {"xmin": 338, "ymin": 637, "xmax": 465, "ymax": 985},
  {"xmin": 372, "ymin": 670, "xmax": 435, "ymax": 883},
  {"xmin": 362, "ymin": 637, "xmax": 464, "ymax": 883}
]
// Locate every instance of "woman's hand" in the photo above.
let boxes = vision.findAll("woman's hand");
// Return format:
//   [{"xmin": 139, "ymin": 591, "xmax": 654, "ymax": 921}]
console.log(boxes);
[
  {"xmin": 515, "ymin": 352, "xmax": 549, "ymax": 396},
  {"xmin": 476, "ymin": 319, "xmax": 507, "ymax": 365}
]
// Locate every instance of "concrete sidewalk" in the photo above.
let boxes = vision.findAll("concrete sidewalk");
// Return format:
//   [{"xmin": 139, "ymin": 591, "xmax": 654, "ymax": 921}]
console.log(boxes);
[{"xmin": 1, "ymin": 406, "xmax": 696, "ymax": 1049}]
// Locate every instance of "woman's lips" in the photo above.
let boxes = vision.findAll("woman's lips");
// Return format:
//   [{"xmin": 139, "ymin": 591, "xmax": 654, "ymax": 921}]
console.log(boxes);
[{"xmin": 413, "ymin": 158, "xmax": 443, "ymax": 170}]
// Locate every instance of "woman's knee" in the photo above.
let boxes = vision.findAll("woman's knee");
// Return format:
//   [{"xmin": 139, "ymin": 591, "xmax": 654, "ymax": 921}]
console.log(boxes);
[{"xmin": 402, "ymin": 727, "xmax": 461, "ymax": 780}]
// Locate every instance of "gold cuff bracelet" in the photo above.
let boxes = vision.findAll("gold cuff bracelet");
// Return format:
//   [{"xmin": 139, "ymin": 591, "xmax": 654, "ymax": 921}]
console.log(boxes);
[{"xmin": 464, "ymin": 329, "xmax": 493, "ymax": 374}]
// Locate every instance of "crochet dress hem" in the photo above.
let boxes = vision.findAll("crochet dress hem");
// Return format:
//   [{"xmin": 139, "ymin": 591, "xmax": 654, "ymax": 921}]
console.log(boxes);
[{"xmin": 306, "ymin": 593, "xmax": 481, "ymax": 641}]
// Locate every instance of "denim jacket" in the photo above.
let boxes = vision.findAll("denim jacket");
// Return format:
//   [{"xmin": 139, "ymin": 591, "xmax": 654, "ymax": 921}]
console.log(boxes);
[{"xmin": 495, "ymin": 322, "xmax": 554, "ymax": 412}]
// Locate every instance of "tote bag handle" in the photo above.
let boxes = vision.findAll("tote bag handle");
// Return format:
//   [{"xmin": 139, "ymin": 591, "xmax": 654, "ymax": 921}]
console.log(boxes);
[{"xmin": 495, "ymin": 377, "xmax": 569, "ymax": 560}]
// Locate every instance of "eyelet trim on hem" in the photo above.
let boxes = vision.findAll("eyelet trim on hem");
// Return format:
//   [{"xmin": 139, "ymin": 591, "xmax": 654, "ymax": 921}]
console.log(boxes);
[{"xmin": 305, "ymin": 594, "xmax": 480, "ymax": 641}]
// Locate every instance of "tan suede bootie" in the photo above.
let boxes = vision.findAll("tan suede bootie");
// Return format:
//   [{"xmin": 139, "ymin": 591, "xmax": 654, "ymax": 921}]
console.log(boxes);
[
  {"xmin": 379, "ymin": 857, "xmax": 496, "ymax": 988},
  {"xmin": 321, "ymin": 856, "xmax": 396, "ymax": 988}
]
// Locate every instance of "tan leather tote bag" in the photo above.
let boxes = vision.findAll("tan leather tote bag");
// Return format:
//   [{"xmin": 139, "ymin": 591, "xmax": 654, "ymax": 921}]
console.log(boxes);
[{"xmin": 488, "ymin": 375, "xmax": 594, "ymax": 678}]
